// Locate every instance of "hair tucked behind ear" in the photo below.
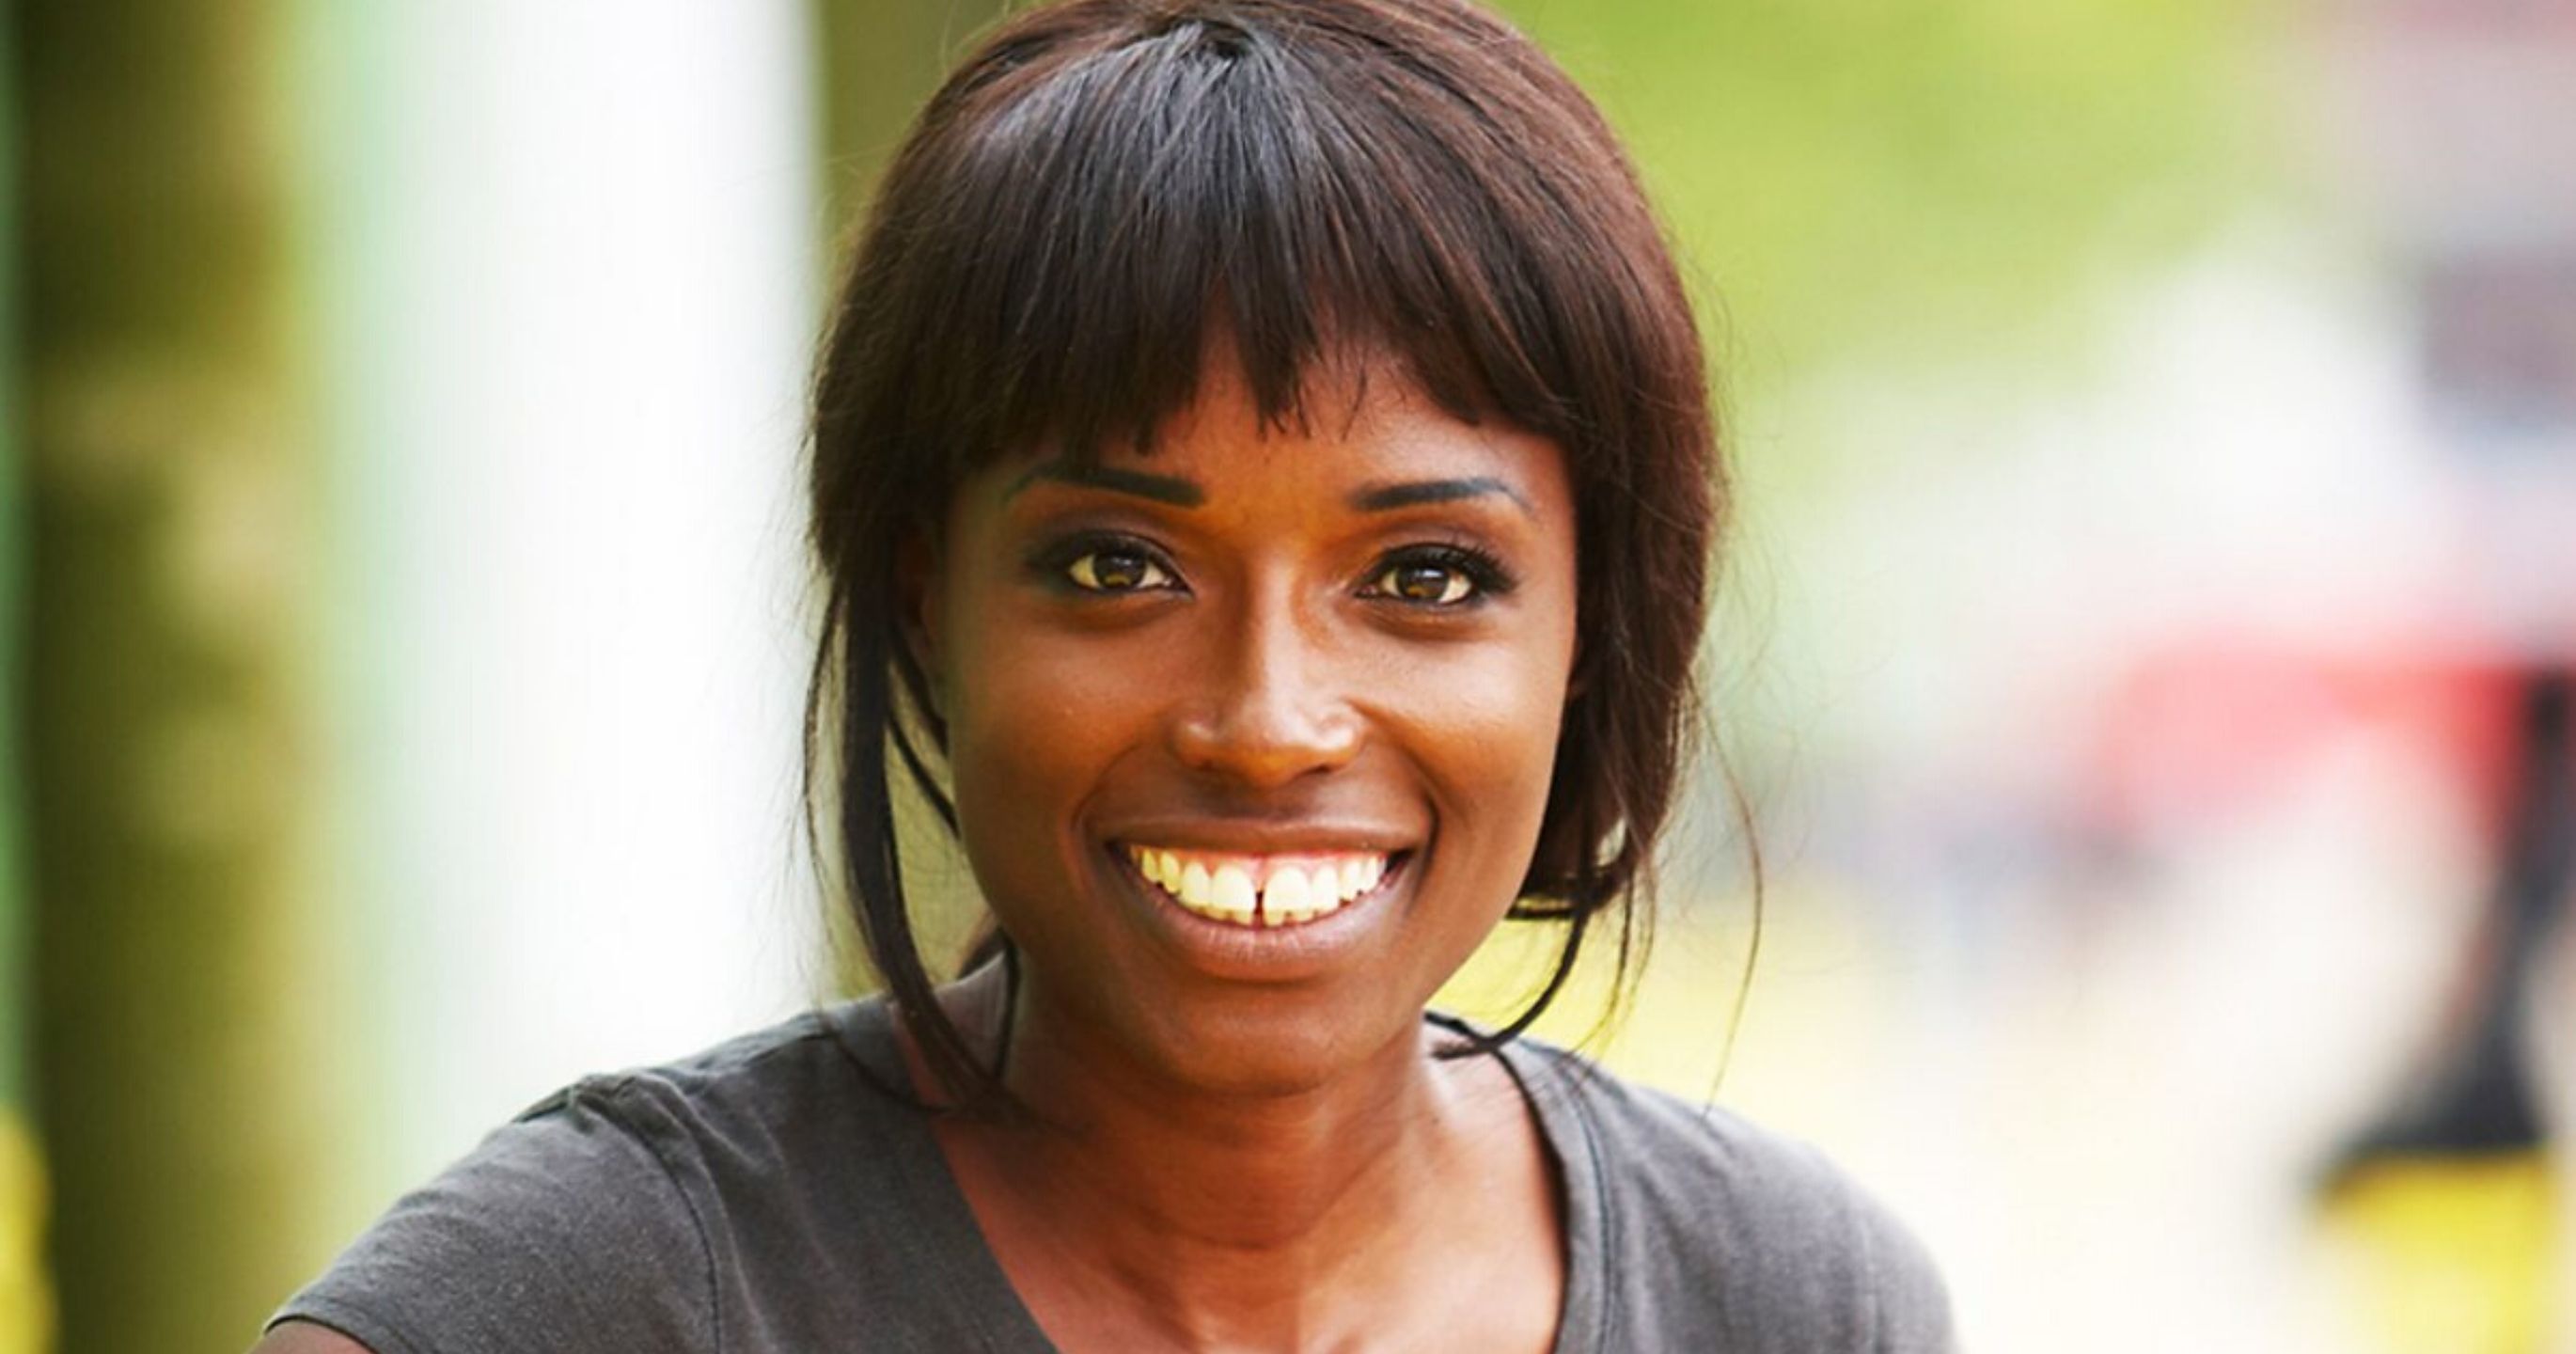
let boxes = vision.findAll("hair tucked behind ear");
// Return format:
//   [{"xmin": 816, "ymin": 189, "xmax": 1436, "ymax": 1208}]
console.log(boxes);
[{"xmin": 807, "ymin": 0, "xmax": 1723, "ymax": 1113}]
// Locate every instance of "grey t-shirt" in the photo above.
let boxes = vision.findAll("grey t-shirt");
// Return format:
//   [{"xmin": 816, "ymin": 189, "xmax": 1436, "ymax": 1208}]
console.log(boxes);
[{"xmin": 272, "ymin": 1000, "xmax": 1953, "ymax": 1352}]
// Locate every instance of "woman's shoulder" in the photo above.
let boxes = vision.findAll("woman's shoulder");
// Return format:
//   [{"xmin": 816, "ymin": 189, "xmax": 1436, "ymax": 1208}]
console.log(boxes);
[
  {"xmin": 267, "ymin": 1000, "xmax": 931, "ymax": 1354},
  {"xmin": 1496, "ymin": 1036, "xmax": 1956, "ymax": 1352},
  {"xmin": 540, "ymin": 999, "xmax": 911, "ymax": 1152},
  {"xmin": 268, "ymin": 1056, "xmax": 730, "ymax": 1353},
  {"xmin": 1514, "ymin": 1042, "xmax": 1896, "ymax": 1216}
]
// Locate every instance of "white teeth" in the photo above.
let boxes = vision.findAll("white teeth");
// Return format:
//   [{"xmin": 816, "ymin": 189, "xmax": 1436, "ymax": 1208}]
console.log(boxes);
[
  {"xmin": 1211, "ymin": 866, "xmax": 1256, "ymax": 921},
  {"xmin": 1263, "ymin": 868, "xmax": 1312, "ymax": 924},
  {"xmin": 1129, "ymin": 845, "xmax": 1392, "ymax": 927}
]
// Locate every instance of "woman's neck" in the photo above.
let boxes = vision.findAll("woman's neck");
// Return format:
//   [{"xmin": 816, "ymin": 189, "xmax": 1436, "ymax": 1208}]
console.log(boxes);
[{"xmin": 913, "ymin": 963, "xmax": 1562, "ymax": 1352}]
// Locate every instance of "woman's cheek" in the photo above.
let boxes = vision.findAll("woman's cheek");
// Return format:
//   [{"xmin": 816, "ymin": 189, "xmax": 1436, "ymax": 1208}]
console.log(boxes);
[
  {"xmin": 1357, "ymin": 648, "xmax": 1565, "ymax": 940},
  {"xmin": 945, "ymin": 617, "xmax": 1184, "ymax": 900},
  {"xmin": 1382, "ymin": 627, "xmax": 1572, "ymax": 779}
]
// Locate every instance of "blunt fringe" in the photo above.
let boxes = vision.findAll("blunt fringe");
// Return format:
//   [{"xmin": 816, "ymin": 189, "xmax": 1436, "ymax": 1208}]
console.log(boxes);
[{"xmin": 807, "ymin": 0, "xmax": 1720, "ymax": 1110}]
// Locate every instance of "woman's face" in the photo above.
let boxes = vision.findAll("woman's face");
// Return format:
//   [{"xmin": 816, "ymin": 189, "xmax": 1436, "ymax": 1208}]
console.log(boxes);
[{"xmin": 917, "ymin": 359, "xmax": 1579, "ymax": 1095}]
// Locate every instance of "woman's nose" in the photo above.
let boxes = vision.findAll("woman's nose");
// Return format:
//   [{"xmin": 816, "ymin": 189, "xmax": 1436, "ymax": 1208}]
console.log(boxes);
[{"xmin": 1168, "ymin": 599, "xmax": 1363, "ymax": 788}]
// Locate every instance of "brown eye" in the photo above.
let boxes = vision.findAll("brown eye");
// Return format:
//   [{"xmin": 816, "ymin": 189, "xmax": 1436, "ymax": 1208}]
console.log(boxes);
[
  {"xmin": 1360, "ymin": 543, "xmax": 1514, "ymax": 608},
  {"xmin": 1390, "ymin": 566, "xmax": 1473, "ymax": 602},
  {"xmin": 1368, "ymin": 560, "xmax": 1475, "ymax": 606},
  {"xmin": 1067, "ymin": 549, "xmax": 1172, "ymax": 592}
]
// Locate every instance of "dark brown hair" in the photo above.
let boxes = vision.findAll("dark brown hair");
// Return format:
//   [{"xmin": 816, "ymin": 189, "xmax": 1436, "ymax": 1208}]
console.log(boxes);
[{"xmin": 808, "ymin": 0, "xmax": 1720, "ymax": 1110}]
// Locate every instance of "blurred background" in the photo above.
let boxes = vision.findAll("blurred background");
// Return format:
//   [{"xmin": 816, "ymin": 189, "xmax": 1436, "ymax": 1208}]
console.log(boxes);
[{"xmin": 3, "ymin": 0, "xmax": 2570, "ymax": 1349}]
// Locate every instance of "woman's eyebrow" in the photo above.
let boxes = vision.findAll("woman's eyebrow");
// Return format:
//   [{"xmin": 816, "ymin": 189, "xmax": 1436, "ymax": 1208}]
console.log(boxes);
[
  {"xmin": 1348, "ymin": 476, "xmax": 1533, "ymax": 516},
  {"xmin": 1001, "ymin": 461, "xmax": 1206, "ymax": 508}
]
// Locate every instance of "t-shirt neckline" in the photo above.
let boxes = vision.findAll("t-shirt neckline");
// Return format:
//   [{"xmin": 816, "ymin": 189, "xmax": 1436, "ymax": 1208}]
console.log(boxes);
[{"xmin": 825, "ymin": 997, "xmax": 1606, "ymax": 1354}]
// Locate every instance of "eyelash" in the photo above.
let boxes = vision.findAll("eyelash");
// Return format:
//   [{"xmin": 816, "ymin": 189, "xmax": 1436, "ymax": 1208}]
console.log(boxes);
[{"xmin": 1028, "ymin": 533, "xmax": 1517, "ymax": 608}]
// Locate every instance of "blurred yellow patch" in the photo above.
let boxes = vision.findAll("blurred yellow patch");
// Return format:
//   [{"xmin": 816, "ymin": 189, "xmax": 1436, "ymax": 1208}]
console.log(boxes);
[
  {"xmin": 1437, "ymin": 889, "xmax": 1796, "ymax": 1101},
  {"xmin": 2321, "ymin": 1152, "xmax": 2556, "ymax": 1354},
  {"xmin": 0, "ymin": 1113, "xmax": 51, "ymax": 1354}
]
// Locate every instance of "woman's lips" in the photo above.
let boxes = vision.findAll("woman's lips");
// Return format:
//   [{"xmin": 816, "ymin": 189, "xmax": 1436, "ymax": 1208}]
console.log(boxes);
[{"xmin": 1119, "ymin": 842, "xmax": 1406, "ymax": 927}]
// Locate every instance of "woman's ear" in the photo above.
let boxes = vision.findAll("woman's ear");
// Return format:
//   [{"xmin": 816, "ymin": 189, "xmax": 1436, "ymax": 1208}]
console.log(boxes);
[{"xmin": 895, "ymin": 532, "xmax": 944, "ymax": 712}]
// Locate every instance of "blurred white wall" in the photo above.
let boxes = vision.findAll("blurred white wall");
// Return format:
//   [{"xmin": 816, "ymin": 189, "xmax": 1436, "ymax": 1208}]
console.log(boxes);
[{"xmin": 299, "ymin": 0, "xmax": 824, "ymax": 1204}]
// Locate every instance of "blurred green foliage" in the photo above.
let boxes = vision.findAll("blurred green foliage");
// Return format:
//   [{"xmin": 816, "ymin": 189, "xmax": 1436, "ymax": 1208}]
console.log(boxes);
[
  {"xmin": 19, "ymin": 1, "xmax": 335, "ymax": 1348},
  {"xmin": 0, "ymin": 13, "xmax": 54, "ymax": 1354},
  {"xmin": 1503, "ymin": 0, "xmax": 2267, "ymax": 460},
  {"xmin": 812, "ymin": 0, "xmax": 1013, "ymax": 263},
  {"xmin": 2, "ymin": 0, "xmax": 27, "ymax": 1118},
  {"xmin": 0, "ymin": 13, "xmax": 51, "ymax": 1353}
]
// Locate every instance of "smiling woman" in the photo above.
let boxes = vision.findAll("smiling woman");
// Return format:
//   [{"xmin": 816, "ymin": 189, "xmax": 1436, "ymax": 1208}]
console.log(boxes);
[
  {"xmin": 926, "ymin": 365, "xmax": 1580, "ymax": 1107},
  {"xmin": 253, "ymin": 1, "xmax": 1952, "ymax": 1350}
]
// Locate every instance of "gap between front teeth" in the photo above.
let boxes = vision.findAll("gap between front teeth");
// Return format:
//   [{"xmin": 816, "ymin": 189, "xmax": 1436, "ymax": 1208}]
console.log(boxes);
[{"xmin": 1126, "ymin": 846, "xmax": 1389, "ymax": 927}]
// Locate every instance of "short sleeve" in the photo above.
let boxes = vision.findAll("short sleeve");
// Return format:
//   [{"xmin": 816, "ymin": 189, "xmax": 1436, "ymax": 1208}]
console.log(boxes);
[
  {"xmin": 1850, "ymin": 1174, "xmax": 1955, "ymax": 1353},
  {"xmin": 1709, "ymin": 1133, "xmax": 1956, "ymax": 1352},
  {"xmin": 268, "ymin": 1081, "xmax": 717, "ymax": 1354},
  {"xmin": 1525, "ymin": 1048, "xmax": 1958, "ymax": 1354}
]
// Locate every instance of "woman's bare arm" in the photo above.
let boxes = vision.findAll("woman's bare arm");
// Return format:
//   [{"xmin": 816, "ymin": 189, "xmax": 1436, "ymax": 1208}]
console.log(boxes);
[{"xmin": 247, "ymin": 1320, "xmax": 375, "ymax": 1354}]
